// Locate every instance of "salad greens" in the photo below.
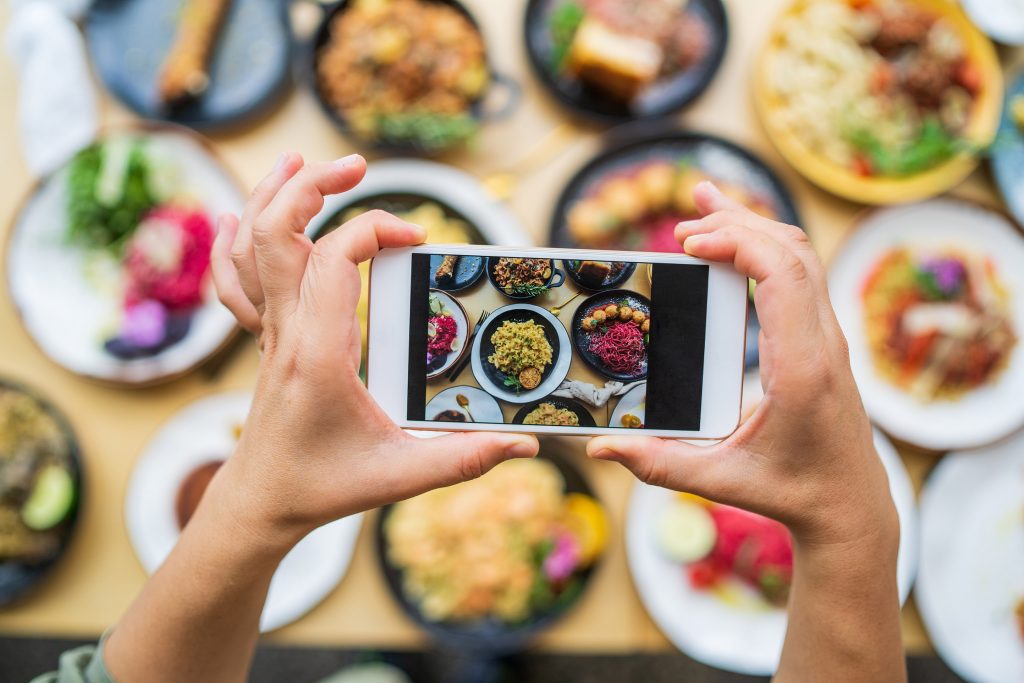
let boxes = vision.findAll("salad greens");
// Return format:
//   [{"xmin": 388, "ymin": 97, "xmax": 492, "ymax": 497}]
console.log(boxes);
[
  {"xmin": 375, "ymin": 112, "xmax": 479, "ymax": 151},
  {"xmin": 847, "ymin": 117, "xmax": 967, "ymax": 177},
  {"xmin": 548, "ymin": 2, "xmax": 585, "ymax": 70}
]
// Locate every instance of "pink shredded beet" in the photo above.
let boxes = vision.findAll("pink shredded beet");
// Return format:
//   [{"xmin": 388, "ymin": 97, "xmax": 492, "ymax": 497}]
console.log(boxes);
[{"xmin": 123, "ymin": 206, "xmax": 213, "ymax": 311}]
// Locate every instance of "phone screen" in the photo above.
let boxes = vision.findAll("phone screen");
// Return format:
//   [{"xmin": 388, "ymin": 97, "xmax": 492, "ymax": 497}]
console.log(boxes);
[{"xmin": 405, "ymin": 253, "xmax": 710, "ymax": 431}]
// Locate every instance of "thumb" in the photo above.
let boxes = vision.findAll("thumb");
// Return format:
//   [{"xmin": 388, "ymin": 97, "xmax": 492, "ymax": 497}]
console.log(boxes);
[
  {"xmin": 587, "ymin": 435, "xmax": 733, "ymax": 498},
  {"xmin": 405, "ymin": 431, "xmax": 540, "ymax": 491}
]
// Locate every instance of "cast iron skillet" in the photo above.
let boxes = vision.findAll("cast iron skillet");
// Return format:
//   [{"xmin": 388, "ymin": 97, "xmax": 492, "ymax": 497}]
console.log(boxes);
[
  {"xmin": 0, "ymin": 379, "xmax": 83, "ymax": 608},
  {"xmin": 563, "ymin": 259, "xmax": 637, "ymax": 291},
  {"xmin": 476, "ymin": 306, "xmax": 563, "ymax": 394},
  {"xmin": 375, "ymin": 440, "xmax": 603, "ymax": 679},
  {"xmin": 486, "ymin": 257, "xmax": 566, "ymax": 300},
  {"xmin": 308, "ymin": 0, "xmax": 521, "ymax": 155},
  {"xmin": 512, "ymin": 396, "xmax": 598, "ymax": 427},
  {"xmin": 523, "ymin": 0, "xmax": 729, "ymax": 123},
  {"xmin": 571, "ymin": 289, "xmax": 651, "ymax": 381},
  {"xmin": 85, "ymin": 0, "xmax": 293, "ymax": 131}
]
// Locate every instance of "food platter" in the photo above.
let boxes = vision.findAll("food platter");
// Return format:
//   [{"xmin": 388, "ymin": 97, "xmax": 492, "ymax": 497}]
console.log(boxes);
[
  {"xmin": 523, "ymin": 0, "xmax": 728, "ymax": 122},
  {"xmin": 626, "ymin": 427, "xmax": 917, "ymax": 675},
  {"xmin": 608, "ymin": 381, "xmax": 646, "ymax": 430},
  {"xmin": 424, "ymin": 386, "xmax": 504, "ymax": 424},
  {"xmin": 571, "ymin": 290, "xmax": 651, "ymax": 381},
  {"xmin": 124, "ymin": 392, "xmax": 362, "ymax": 633},
  {"xmin": 0, "ymin": 380, "xmax": 82, "ymax": 608},
  {"xmin": 917, "ymin": 431, "xmax": 1024, "ymax": 683},
  {"xmin": 563, "ymin": 259, "xmax": 636, "ymax": 291},
  {"xmin": 85, "ymin": 0, "xmax": 292, "ymax": 130},
  {"xmin": 470, "ymin": 304, "xmax": 573, "ymax": 405},
  {"xmin": 6, "ymin": 124, "xmax": 242, "ymax": 387},
  {"xmin": 426, "ymin": 291, "xmax": 470, "ymax": 379},
  {"xmin": 486, "ymin": 257, "xmax": 566, "ymax": 300},
  {"xmin": 511, "ymin": 396, "xmax": 597, "ymax": 427},
  {"xmin": 828, "ymin": 198, "xmax": 1024, "ymax": 451},
  {"xmin": 429, "ymin": 255, "xmax": 486, "ymax": 293},
  {"xmin": 754, "ymin": 0, "xmax": 1003, "ymax": 204}
]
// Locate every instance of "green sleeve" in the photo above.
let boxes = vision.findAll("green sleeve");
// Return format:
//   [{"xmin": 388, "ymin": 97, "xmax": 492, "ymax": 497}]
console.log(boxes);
[{"xmin": 29, "ymin": 633, "xmax": 115, "ymax": 683}]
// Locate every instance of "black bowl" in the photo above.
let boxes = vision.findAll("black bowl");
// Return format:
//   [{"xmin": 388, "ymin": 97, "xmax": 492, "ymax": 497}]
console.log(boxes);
[
  {"xmin": 308, "ymin": 0, "xmax": 520, "ymax": 155},
  {"xmin": 375, "ymin": 440, "xmax": 602, "ymax": 656},
  {"xmin": 563, "ymin": 260, "xmax": 637, "ymax": 291},
  {"xmin": 523, "ymin": 0, "xmax": 728, "ymax": 123},
  {"xmin": 85, "ymin": 0, "xmax": 293, "ymax": 131},
  {"xmin": 0, "ymin": 379, "xmax": 83, "ymax": 607},
  {"xmin": 512, "ymin": 396, "xmax": 597, "ymax": 428},
  {"xmin": 571, "ymin": 289, "xmax": 651, "ymax": 381},
  {"xmin": 486, "ymin": 257, "xmax": 566, "ymax": 300},
  {"xmin": 477, "ymin": 306, "xmax": 562, "ymax": 395}
]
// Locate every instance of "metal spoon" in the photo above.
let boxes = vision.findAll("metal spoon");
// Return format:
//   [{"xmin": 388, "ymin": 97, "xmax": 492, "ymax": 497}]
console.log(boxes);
[
  {"xmin": 456, "ymin": 393, "xmax": 474, "ymax": 422},
  {"xmin": 549, "ymin": 291, "xmax": 583, "ymax": 317}
]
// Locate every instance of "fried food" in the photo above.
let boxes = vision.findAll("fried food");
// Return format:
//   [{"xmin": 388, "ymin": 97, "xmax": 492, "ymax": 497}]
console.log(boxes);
[
  {"xmin": 434, "ymin": 255, "xmax": 460, "ymax": 284},
  {"xmin": 157, "ymin": 0, "xmax": 233, "ymax": 106},
  {"xmin": 523, "ymin": 403, "xmax": 581, "ymax": 427}
]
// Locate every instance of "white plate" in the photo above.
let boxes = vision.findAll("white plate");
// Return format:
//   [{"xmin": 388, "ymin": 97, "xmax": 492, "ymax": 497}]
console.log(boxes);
[
  {"xmin": 917, "ymin": 433, "xmax": 1024, "ymax": 683},
  {"xmin": 6, "ymin": 128, "xmax": 241, "ymax": 386},
  {"xmin": 828, "ymin": 198, "xmax": 1024, "ymax": 451},
  {"xmin": 424, "ymin": 385, "xmax": 504, "ymax": 424},
  {"xmin": 626, "ymin": 429, "xmax": 918, "ymax": 675},
  {"xmin": 609, "ymin": 382, "xmax": 646, "ymax": 429},
  {"xmin": 961, "ymin": 0, "xmax": 1024, "ymax": 45},
  {"xmin": 471, "ymin": 304, "xmax": 573, "ymax": 405},
  {"xmin": 426, "ymin": 291, "xmax": 469, "ymax": 379},
  {"xmin": 125, "ymin": 392, "xmax": 362, "ymax": 633},
  {"xmin": 305, "ymin": 159, "xmax": 531, "ymax": 246}
]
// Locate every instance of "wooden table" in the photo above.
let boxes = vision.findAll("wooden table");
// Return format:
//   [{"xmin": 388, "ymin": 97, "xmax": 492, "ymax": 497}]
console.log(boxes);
[{"xmin": 0, "ymin": 0, "xmax": 1020, "ymax": 658}]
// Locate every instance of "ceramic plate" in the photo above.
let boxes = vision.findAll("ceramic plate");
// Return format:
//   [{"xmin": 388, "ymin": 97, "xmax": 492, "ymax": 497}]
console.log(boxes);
[
  {"xmin": 992, "ymin": 72, "xmax": 1024, "ymax": 227},
  {"xmin": 471, "ymin": 304, "xmax": 572, "ymax": 405},
  {"xmin": 424, "ymin": 386, "xmax": 504, "ymax": 425},
  {"xmin": 6, "ymin": 126, "xmax": 241, "ymax": 386},
  {"xmin": 626, "ymin": 428, "xmax": 917, "ymax": 675},
  {"xmin": 86, "ymin": 0, "xmax": 292, "ymax": 129},
  {"xmin": 125, "ymin": 393, "xmax": 362, "ymax": 632},
  {"xmin": 828, "ymin": 198, "xmax": 1024, "ymax": 450},
  {"xmin": 609, "ymin": 381, "xmax": 646, "ymax": 430},
  {"xmin": 426, "ymin": 290, "xmax": 470, "ymax": 379},
  {"xmin": 917, "ymin": 431, "xmax": 1024, "ymax": 683},
  {"xmin": 960, "ymin": 0, "xmax": 1024, "ymax": 45}
]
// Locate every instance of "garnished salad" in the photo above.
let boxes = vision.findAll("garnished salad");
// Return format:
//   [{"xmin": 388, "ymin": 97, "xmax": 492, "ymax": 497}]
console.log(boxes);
[{"xmin": 426, "ymin": 294, "xmax": 460, "ymax": 372}]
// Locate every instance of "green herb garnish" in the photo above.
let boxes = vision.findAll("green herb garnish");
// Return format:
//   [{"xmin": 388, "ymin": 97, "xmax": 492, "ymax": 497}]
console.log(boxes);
[
  {"xmin": 846, "ymin": 117, "xmax": 969, "ymax": 177},
  {"xmin": 375, "ymin": 111, "xmax": 479, "ymax": 151},
  {"xmin": 506, "ymin": 283, "xmax": 550, "ymax": 298},
  {"xmin": 548, "ymin": 2, "xmax": 585, "ymax": 71},
  {"xmin": 503, "ymin": 374, "xmax": 523, "ymax": 392}
]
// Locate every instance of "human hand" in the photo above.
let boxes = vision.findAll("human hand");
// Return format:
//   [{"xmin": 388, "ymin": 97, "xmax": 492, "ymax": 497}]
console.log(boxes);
[
  {"xmin": 586, "ymin": 182, "xmax": 896, "ymax": 549},
  {"xmin": 208, "ymin": 152, "xmax": 539, "ymax": 550}
]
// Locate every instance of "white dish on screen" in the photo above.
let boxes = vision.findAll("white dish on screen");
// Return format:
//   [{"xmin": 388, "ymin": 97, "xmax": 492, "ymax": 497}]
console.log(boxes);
[
  {"xmin": 6, "ymin": 127, "xmax": 241, "ymax": 386},
  {"xmin": 625, "ymin": 427, "xmax": 917, "ymax": 676},
  {"xmin": 424, "ymin": 386, "xmax": 504, "ymax": 424},
  {"xmin": 609, "ymin": 382, "xmax": 646, "ymax": 429},
  {"xmin": 125, "ymin": 392, "xmax": 362, "ymax": 633},
  {"xmin": 917, "ymin": 432, "xmax": 1024, "ymax": 683},
  {"xmin": 828, "ymin": 198, "xmax": 1024, "ymax": 451},
  {"xmin": 426, "ymin": 290, "xmax": 469, "ymax": 379}
]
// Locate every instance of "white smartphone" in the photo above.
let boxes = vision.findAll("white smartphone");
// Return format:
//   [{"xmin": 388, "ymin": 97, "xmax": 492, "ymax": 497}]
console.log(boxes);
[{"xmin": 367, "ymin": 245, "xmax": 747, "ymax": 439}]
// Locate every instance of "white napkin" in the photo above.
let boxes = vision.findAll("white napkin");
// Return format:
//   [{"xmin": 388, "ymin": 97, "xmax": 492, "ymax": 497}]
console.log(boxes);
[
  {"xmin": 6, "ymin": 0, "xmax": 98, "ymax": 175},
  {"xmin": 551, "ymin": 379, "xmax": 645, "ymax": 407}
]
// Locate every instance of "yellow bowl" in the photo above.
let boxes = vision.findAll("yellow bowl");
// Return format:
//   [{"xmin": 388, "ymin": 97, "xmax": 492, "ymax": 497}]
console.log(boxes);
[{"xmin": 753, "ymin": 0, "xmax": 1003, "ymax": 205}]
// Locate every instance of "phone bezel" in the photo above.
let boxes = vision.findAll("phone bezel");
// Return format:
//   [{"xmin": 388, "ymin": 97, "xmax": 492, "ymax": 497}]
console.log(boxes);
[{"xmin": 368, "ymin": 245, "xmax": 747, "ymax": 439}]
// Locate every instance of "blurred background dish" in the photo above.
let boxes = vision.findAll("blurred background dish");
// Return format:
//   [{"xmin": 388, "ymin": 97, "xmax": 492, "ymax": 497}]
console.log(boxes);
[
  {"xmin": 0, "ymin": 380, "xmax": 81, "ymax": 608},
  {"xmin": 6, "ymin": 125, "xmax": 241, "ymax": 386},
  {"xmin": 471, "ymin": 304, "xmax": 572, "ymax": 405},
  {"xmin": 310, "ymin": 0, "xmax": 519, "ymax": 154},
  {"xmin": 828, "ymin": 197, "xmax": 1024, "ymax": 451},
  {"xmin": 960, "ymin": 0, "xmax": 1024, "ymax": 46},
  {"xmin": 626, "ymin": 426, "xmax": 917, "ymax": 675},
  {"xmin": 424, "ymin": 386, "xmax": 503, "ymax": 424},
  {"xmin": 306, "ymin": 159, "xmax": 530, "ymax": 366},
  {"xmin": 376, "ymin": 443, "xmax": 607, "ymax": 659},
  {"xmin": 512, "ymin": 396, "xmax": 597, "ymax": 427},
  {"xmin": 992, "ymin": 71, "xmax": 1024, "ymax": 228},
  {"xmin": 523, "ymin": 0, "xmax": 728, "ymax": 122},
  {"xmin": 124, "ymin": 392, "xmax": 362, "ymax": 633},
  {"xmin": 755, "ymin": 0, "xmax": 1003, "ymax": 204},
  {"xmin": 916, "ymin": 431, "xmax": 1024, "ymax": 683},
  {"xmin": 85, "ymin": 0, "xmax": 292, "ymax": 130}
]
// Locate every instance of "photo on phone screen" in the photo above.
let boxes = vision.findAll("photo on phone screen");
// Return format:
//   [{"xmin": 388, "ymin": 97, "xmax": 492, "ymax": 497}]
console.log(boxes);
[{"xmin": 405, "ymin": 253, "xmax": 710, "ymax": 431}]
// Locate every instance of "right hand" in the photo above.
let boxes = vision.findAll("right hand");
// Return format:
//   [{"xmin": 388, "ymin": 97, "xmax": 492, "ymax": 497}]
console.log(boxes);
[{"xmin": 586, "ymin": 182, "xmax": 897, "ymax": 548}]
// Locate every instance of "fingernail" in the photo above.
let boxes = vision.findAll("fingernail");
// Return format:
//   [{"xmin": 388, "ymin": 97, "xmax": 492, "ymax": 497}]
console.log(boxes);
[
  {"xmin": 698, "ymin": 180, "xmax": 723, "ymax": 197},
  {"xmin": 336, "ymin": 154, "xmax": 362, "ymax": 167},
  {"xmin": 506, "ymin": 440, "xmax": 537, "ymax": 459},
  {"xmin": 273, "ymin": 152, "xmax": 288, "ymax": 172},
  {"xmin": 683, "ymin": 234, "xmax": 706, "ymax": 254},
  {"xmin": 676, "ymin": 219, "xmax": 701, "ymax": 232}
]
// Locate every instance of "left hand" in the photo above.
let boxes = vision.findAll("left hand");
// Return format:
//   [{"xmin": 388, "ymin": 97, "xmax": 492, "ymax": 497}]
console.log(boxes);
[{"xmin": 207, "ymin": 152, "xmax": 539, "ymax": 550}]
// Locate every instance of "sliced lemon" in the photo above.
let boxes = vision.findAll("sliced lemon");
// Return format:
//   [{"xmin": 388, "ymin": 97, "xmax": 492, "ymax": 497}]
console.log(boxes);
[{"xmin": 563, "ymin": 493, "xmax": 609, "ymax": 566}]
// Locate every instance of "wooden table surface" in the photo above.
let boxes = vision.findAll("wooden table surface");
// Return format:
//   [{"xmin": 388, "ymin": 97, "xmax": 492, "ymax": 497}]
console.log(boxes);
[{"xmin": 0, "ymin": 0, "xmax": 1021, "ymax": 657}]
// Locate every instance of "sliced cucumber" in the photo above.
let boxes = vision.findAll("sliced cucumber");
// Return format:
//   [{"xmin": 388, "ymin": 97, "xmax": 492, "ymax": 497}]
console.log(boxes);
[
  {"xmin": 655, "ymin": 500, "xmax": 716, "ymax": 563},
  {"xmin": 21, "ymin": 465, "xmax": 75, "ymax": 531}
]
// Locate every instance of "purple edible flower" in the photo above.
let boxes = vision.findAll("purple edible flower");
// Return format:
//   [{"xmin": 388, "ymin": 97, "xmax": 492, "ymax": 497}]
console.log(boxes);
[
  {"xmin": 919, "ymin": 257, "xmax": 966, "ymax": 299},
  {"xmin": 120, "ymin": 300, "xmax": 168, "ymax": 348},
  {"xmin": 543, "ymin": 532, "xmax": 581, "ymax": 583}
]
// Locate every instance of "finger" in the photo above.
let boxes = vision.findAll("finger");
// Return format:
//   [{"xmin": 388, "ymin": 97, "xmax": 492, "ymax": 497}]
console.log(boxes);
[
  {"xmin": 587, "ymin": 436, "xmax": 737, "ymax": 499},
  {"xmin": 232, "ymin": 152, "xmax": 304, "ymax": 312},
  {"xmin": 251, "ymin": 155, "xmax": 368, "ymax": 317},
  {"xmin": 299, "ymin": 210, "xmax": 426, "ymax": 327},
  {"xmin": 693, "ymin": 180, "xmax": 746, "ymax": 216},
  {"xmin": 399, "ymin": 432, "xmax": 540, "ymax": 493},
  {"xmin": 211, "ymin": 214, "xmax": 261, "ymax": 333}
]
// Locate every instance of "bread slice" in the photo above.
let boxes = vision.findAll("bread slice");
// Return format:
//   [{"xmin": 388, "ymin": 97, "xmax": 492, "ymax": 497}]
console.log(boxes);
[{"xmin": 567, "ymin": 17, "xmax": 664, "ymax": 101}]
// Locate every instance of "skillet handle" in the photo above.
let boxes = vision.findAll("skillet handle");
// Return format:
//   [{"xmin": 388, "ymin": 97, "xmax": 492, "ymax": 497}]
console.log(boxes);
[
  {"xmin": 549, "ymin": 268, "xmax": 566, "ymax": 289},
  {"xmin": 477, "ymin": 72, "xmax": 522, "ymax": 123}
]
